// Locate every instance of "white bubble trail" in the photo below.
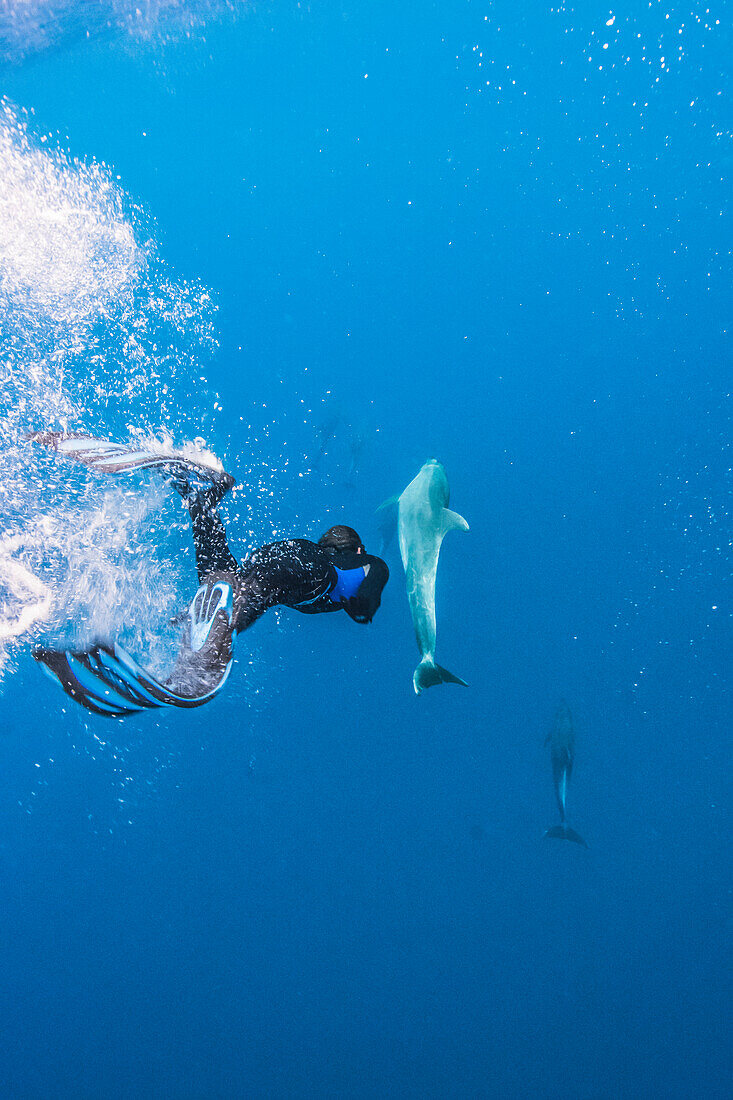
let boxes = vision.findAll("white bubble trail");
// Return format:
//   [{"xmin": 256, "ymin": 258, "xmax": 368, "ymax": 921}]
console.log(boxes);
[{"xmin": 0, "ymin": 101, "xmax": 218, "ymax": 681}]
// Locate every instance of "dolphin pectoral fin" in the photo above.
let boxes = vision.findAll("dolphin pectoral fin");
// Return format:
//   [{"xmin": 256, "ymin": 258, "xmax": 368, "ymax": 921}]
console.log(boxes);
[
  {"xmin": 544, "ymin": 824, "xmax": 588, "ymax": 848},
  {"xmin": 442, "ymin": 508, "xmax": 469, "ymax": 533},
  {"xmin": 413, "ymin": 657, "xmax": 468, "ymax": 694}
]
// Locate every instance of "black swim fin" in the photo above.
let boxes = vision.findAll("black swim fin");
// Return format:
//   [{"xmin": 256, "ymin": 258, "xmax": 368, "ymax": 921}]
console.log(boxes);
[
  {"xmin": 34, "ymin": 638, "xmax": 233, "ymax": 718},
  {"xmin": 544, "ymin": 824, "xmax": 588, "ymax": 848},
  {"xmin": 35, "ymin": 580, "xmax": 236, "ymax": 719},
  {"xmin": 169, "ymin": 468, "xmax": 236, "ymax": 511}
]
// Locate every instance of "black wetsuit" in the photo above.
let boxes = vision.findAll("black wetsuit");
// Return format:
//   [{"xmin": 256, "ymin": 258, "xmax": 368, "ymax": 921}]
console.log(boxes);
[{"xmin": 188, "ymin": 492, "xmax": 389, "ymax": 632}]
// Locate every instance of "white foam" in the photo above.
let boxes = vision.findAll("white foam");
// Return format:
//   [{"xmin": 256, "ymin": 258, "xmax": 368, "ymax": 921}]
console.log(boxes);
[
  {"xmin": 0, "ymin": 103, "xmax": 218, "ymax": 682},
  {"xmin": 0, "ymin": 535, "xmax": 52, "ymax": 643},
  {"xmin": 0, "ymin": 103, "xmax": 141, "ymax": 335}
]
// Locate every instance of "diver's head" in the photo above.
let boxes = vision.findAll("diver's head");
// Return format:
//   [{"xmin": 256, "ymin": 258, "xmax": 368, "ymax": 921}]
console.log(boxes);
[{"xmin": 318, "ymin": 524, "xmax": 364, "ymax": 554}]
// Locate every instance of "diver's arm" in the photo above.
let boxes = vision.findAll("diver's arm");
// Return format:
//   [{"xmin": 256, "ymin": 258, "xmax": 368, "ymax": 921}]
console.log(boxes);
[{"xmin": 343, "ymin": 555, "xmax": 389, "ymax": 624}]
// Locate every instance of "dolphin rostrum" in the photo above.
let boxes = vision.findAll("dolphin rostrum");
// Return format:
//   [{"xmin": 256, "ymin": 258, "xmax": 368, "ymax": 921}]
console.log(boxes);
[
  {"xmin": 544, "ymin": 701, "xmax": 588, "ymax": 847},
  {"xmin": 381, "ymin": 459, "xmax": 469, "ymax": 694}
]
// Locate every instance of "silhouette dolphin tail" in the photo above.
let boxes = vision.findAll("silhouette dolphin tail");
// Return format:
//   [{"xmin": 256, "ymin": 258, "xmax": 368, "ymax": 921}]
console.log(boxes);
[
  {"xmin": 544, "ymin": 824, "xmax": 588, "ymax": 848},
  {"xmin": 413, "ymin": 657, "xmax": 468, "ymax": 695}
]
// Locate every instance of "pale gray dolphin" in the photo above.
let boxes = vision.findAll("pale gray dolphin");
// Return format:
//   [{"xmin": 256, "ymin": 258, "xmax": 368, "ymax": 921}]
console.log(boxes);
[
  {"xmin": 381, "ymin": 459, "xmax": 469, "ymax": 694},
  {"xmin": 544, "ymin": 700, "xmax": 588, "ymax": 847}
]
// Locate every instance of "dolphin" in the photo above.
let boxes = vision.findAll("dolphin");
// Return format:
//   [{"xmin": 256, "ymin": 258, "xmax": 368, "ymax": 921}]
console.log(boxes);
[
  {"xmin": 544, "ymin": 701, "xmax": 588, "ymax": 847},
  {"xmin": 313, "ymin": 409, "xmax": 342, "ymax": 467},
  {"xmin": 344, "ymin": 421, "xmax": 373, "ymax": 489},
  {"xmin": 381, "ymin": 459, "xmax": 469, "ymax": 694}
]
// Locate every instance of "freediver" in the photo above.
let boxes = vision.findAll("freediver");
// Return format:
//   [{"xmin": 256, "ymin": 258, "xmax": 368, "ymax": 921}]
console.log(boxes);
[
  {"xmin": 166, "ymin": 471, "xmax": 390, "ymax": 696},
  {"xmin": 30, "ymin": 433, "xmax": 389, "ymax": 717}
]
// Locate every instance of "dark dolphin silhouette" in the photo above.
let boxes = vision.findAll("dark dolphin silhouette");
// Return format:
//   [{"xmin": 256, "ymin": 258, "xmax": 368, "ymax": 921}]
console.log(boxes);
[{"xmin": 544, "ymin": 700, "xmax": 588, "ymax": 847}]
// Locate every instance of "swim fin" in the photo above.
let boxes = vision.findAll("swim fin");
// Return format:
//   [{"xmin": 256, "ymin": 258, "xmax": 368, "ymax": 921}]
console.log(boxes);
[
  {"xmin": 35, "ymin": 579, "xmax": 235, "ymax": 718},
  {"xmin": 25, "ymin": 430, "xmax": 235, "ymax": 497},
  {"xmin": 413, "ymin": 656, "xmax": 468, "ymax": 695},
  {"xmin": 34, "ymin": 641, "xmax": 233, "ymax": 718},
  {"xmin": 544, "ymin": 824, "xmax": 588, "ymax": 848}
]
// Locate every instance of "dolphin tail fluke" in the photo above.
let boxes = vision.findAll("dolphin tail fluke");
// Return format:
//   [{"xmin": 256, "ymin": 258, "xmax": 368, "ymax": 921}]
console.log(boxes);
[
  {"xmin": 544, "ymin": 824, "xmax": 588, "ymax": 848},
  {"xmin": 413, "ymin": 657, "xmax": 468, "ymax": 695}
]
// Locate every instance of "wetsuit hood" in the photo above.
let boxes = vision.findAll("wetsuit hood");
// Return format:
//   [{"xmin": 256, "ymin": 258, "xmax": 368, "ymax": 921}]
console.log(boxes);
[{"xmin": 318, "ymin": 525, "xmax": 364, "ymax": 552}]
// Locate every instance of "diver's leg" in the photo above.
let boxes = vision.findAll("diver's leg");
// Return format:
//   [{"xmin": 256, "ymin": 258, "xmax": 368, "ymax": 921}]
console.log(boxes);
[
  {"xmin": 165, "ymin": 542, "xmax": 330, "ymax": 697},
  {"xmin": 188, "ymin": 495, "xmax": 239, "ymax": 583},
  {"xmin": 229, "ymin": 564, "xmax": 280, "ymax": 633},
  {"xmin": 166, "ymin": 564, "xmax": 277, "ymax": 698},
  {"xmin": 170, "ymin": 465, "xmax": 238, "ymax": 583},
  {"xmin": 166, "ymin": 574, "xmax": 238, "ymax": 697}
]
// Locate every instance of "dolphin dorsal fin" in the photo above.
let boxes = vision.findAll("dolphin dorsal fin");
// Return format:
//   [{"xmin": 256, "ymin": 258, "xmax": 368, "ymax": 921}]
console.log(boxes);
[{"xmin": 442, "ymin": 508, "xmax": 469, "ymax": 533}]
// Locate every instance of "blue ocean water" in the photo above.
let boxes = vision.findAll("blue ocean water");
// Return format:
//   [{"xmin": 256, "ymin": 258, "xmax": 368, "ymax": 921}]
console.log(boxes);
[{"xmin": 0, "ymin": 2, "xmax": 729, "ymax": 1097}]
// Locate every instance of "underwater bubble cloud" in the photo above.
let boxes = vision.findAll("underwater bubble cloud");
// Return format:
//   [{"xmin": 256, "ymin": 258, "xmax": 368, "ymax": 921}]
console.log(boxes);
[
  {"xmin": 0, "ymin": 101, "xmax": 220, "ymax": 681},
  {"xmin": 0, "ymin": 99, "xmax": 142, "ymax": 342}
]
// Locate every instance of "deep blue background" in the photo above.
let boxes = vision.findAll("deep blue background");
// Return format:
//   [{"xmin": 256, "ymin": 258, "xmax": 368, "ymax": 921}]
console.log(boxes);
[{"xmin": 1, "ymin": 3, "xmax": 730, "ymax": 1097}]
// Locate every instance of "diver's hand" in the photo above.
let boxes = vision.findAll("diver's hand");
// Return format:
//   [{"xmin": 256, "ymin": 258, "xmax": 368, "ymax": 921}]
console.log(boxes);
[
  {"xmin": 341, "ymin": 555, "xmax": 388, "ymax": 623},
  {"xmin": 343, "ymin": 595, "xmax": 374, "ymax": 624}
]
